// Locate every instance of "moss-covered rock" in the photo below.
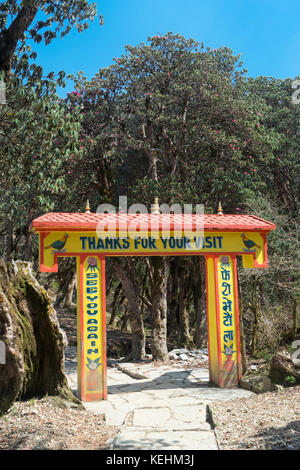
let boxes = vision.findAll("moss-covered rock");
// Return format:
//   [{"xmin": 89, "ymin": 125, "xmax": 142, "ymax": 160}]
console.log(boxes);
[
  {"xmin": 269, "ymin": 350, "xmax": 300, "ymax": 386},
  {"xmin": 239, "ymin": 373, "xmax": 273, "ymax": 394},
  {"xmin": 0, "ymin": 258, "xmax": 77, "ymax": 413}
]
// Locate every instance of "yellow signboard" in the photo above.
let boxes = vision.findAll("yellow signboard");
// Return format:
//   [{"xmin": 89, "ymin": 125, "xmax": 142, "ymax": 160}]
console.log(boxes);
[
  {"xmin": 77, "ymin": 255, "xmax": 106, "ymax": 401},
  {"xmin": 216, "ymin": 255, "xmax": 241, "ymax": 387},
  {"xmin": 40, "ymin": 230, "xmax": 266, "ymax": 272}
]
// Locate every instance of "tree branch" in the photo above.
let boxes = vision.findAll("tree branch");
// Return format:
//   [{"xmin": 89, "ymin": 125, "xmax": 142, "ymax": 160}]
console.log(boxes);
[{"xmin": 0, "ymin": 1, "xmax": 41, "ymax": 72}]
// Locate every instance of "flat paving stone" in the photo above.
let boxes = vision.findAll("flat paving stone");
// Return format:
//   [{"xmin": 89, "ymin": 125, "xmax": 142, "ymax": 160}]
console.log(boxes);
[
  {"xmin": 112, "ymin": 429, "xmax": 217, "ymax": 450},
  {"xmin": 65, "ymin": 348, "xmax": 254, "ymax": 450},
  {"xmin": 132, "ymin": 407, "xmax": 171, "ymax": 427},
  {"xmin": 85, "ymin": 401, "xmax": 131, "ymax": 426},
  {"xmin": 122, "ymin": 393, "xmax": 160, "ymax": 408},
  {"xmin": 145, "ymin": 430, "xmax": 218, "ymax": 450},
  {"xmin": 117, "ymin": 383, "xmax": 148, "ymax": 393},
  {"xmin": 163, "ymin": 395, "xmax": 205, "ymax": 406}
]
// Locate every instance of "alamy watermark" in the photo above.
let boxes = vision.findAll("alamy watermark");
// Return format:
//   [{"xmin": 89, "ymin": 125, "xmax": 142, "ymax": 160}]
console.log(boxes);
[
  {"xmin": 94, "ymin": 196, "xmax": 205, "ymax": 250},
  {"xmin": 0, "ymin": 79, "xmax": 6, "ymax": 105},
  {"xmin": 292, "ymin": 80, "xmax": 300, "ymax": 104},
  {"xmin": 0, "ymin": 340, "xmax": 5, "ymax": 364},
  {"xmin": 291, "ymin": 340, "xmax": 300, "ymax": 366}
]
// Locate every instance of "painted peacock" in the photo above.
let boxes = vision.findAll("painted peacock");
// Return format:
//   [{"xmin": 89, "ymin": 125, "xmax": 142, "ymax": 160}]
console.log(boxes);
[
  {"xmin": 240, "ymin": 233, "xmax": 260, "ymax": 251},
  {"xmin": 45, "ymin": 233, "xmax": 69, "ymax": 252}
]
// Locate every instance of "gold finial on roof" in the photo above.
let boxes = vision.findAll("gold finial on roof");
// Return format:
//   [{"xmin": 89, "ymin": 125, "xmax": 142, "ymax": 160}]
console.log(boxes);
[
  {"xmin": 152, "ymin": 197, "xmax": 160, "ymax": 214},
  {"xmin": 217, "ymin": 201, "xmax": 223, "ymax": 215},
  {"xmin": 85, "ymin": 200, "xmax": 91, "ymax": 213}
]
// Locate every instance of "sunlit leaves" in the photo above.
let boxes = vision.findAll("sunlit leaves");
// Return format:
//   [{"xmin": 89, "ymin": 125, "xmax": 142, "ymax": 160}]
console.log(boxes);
[{"xmin": 0, "ymin": 73, "xmax": 83, "ymax": 234}]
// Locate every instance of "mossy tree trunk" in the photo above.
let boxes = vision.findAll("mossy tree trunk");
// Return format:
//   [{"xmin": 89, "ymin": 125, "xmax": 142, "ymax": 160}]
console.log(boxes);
[
  {"xmin": 149, "ymin": 256, "xmax": 169, "ymax": 361},
  {"xmin": 0, "ymin": 258, "xmax": 76, "ymax": 414}
]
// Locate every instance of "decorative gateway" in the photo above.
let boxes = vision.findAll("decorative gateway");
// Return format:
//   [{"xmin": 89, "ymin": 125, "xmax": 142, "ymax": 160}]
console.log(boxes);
[{"xmin": 32, "ymin": 209, "xmax": 275, "ymax": 401}]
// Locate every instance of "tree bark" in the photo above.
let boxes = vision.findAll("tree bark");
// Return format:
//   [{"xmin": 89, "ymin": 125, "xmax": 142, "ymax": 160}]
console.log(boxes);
[
  {"xmin": 63, "ymin": 269, "xmax": 76, "ymax": 308},
  {"xmin": 24, "ymin": 228, "xmax": 33, "ymax": 261},
  {"xmin": 167, "ymin": 259, "xmax": 179, "ymax": 340},
  {"xmin": 112, "ymin": 259, "xmax": 146, "ymax": 360},
  {"xmin": 178, "ymin": 263, "xmax": 193, "ymax": 347},
  {"xmin": 250, "ymin": 279, "xmax": 262, "ymax": 356},
  {"xmin": 292, "ymin": 297, "xmax": 298, "ymax": 341},
  {"xmin": 54, "ymin": 258, "xmax": 76, "ymax": 309},
  {"xmin": 193, "ymin": 257, "xmax": 207, "ymax": 348},
  {"xmin": 237, "ymin": 269, "xmax": 248, "ymax": 373},
  {"xmin": 149, "ymin": 256, "xmax": 169, "ymax": 361},
  {"xmin": 0, "ymin": 258, "xmax": 76, "ymax": 413},
  {"xmin": 3, "ymin": 218, "xmax": 14, "ymax": 261},
  {"xmin": 0, "ymin": 1, "xmax": 40, "ymax": 73},
  {"xmin": 108, "ymin": 281, "xmax": 122, "ymax": 326}
]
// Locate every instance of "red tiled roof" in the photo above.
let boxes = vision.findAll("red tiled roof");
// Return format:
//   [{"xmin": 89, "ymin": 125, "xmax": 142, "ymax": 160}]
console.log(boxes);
[{"xmin": 32, "ymin": 212, "xmax": 276, "ymax": 232}]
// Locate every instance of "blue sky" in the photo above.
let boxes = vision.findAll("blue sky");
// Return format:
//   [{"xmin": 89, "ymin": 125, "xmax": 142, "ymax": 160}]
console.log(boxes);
[{"xmin": 33, "ymin": 0, "xmax": 300, "ymax": 95}]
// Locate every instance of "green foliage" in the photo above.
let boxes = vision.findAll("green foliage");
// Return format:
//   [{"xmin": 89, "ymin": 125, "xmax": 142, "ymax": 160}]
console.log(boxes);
[
  {"xmin": 246, "ymin": 77, "xmax": 300, "ymax": 216},
  {"xmin": 0, "ymin": 0, "xmax": 98, "ymax": 53},
  {"xmin": 0, "ymin": 0, "xmax": 99, "ymax": 87},
  {"xmin": 0, "ymin": 30, "xmax": 298, "ymax": 357},
  {"xmin": 67, "ymin": 33, "xmax": 280, "ymax": 214},
  {"xmin": 0, "ymin": 72, "xmax": 84, "ymax": 256},
  {"xmin": 284, "ymin": 375, "xmax": 296, "ymax": 385}
]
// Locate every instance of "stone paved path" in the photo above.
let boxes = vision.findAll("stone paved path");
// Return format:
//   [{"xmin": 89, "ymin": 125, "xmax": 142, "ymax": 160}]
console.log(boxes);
[{"xmin": 65, "ymin": 346, "xmax": 253, "ymax": 450}]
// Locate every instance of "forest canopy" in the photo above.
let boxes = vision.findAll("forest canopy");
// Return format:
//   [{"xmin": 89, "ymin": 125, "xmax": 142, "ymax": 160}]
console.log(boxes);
[{"xmin": 0, "ymin": 28, "xmax": 299, "ymax": 361}]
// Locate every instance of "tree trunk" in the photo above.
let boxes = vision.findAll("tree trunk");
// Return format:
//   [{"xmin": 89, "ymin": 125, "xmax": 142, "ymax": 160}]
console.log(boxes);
[
  {"xmin": 3, "ymin": 218, "xmax": 14, "ymax": 261},
  {"xmin": 120, "ymin": 302, "xmax": 129, "ymax": 331},
  {"xmin": 237, "ymin": 269, "xmax": 247, "ymax": 373},
  {"xmin": 250, "ymin": 279, "xmax": 262, "ymax": 356},
  {"xmin": 24, "ymin": 228, "xmax": 33, "ymax": 261},
  {"xmin": 167, "ymin": 259, "xmax": 179, "ymax": 340},
  {"xmin": 193, "ymin": 257, "xmax": 207, "ymax": 348},
  {"xmin": 292, "ymin": 297, "xmax": 298, "ymax": 341},
  {"xmin": 149, "ymin": 256, "xmax": 169, "ymax": 361},
  {"xmin": 0, "ymin": 1, "xmax": 40, "ymax": 73},
  {"xmin": 54, "ymin": 258, "xmax": 76, "ymax": 309},
  {"xmin": 0, "ymin": 258, "xmax": 76, "ymax": 413},
  {"xmin": 108, "ymin": 281, "xmax": 122, "ymax": 326},
  {"xmin": 63, "ymin": 269, "xmax": 76, "ymax": 308},
  {"xmin": 178, "ymin": 263, "xmax": 193, "ymax": 347},
  {"xmin": 112, "ymin": 259, "xmax": 146, "ymax": 360}
]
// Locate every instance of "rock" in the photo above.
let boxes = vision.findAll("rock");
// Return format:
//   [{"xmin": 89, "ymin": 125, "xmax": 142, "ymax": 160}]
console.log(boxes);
[
  {"xmin": 273, "ymin": 384, "xmax": 284, "ymax": 392},
  {"xmin": 239, "ymin": 374, "xmax": 273, "ymax": 394},
  {"xmin": 106, "ymin": 327, "xmax": 132, "ymax": 359},
  {"xmin": 168, "ymin": 352, "xmax": 178, "ymax": 361},
  {"xmin": 198, "ymin": 354, "xmax": 208, "ymax": 361},
  {"xmin": 179, "ymin": 353, "xmax": 189, "ymax": 361},
  {"xmin": 269, "ymin": 350, "xmax": 300, "ymax": 386},
  {"xmin": 250, "ymin": 365, "xmax": 258, "ymax": 371},
  {"xmin": 0, "ymin": 258, "xmax": 76, "ymax": 413},
  {"xmin": 197, "ymin": 348, "xmax": 208, "ymax": 355},
  {"xmin": 169, "ymin": 348, "xmax": 189, "ymax": 355}
]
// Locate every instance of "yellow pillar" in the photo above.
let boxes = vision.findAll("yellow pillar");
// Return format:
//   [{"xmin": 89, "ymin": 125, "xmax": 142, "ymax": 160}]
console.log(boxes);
[
  {"xmin": 77, "ymin": 254, "xmax": 107, "ymax": 401},
  {"xmin": 205, "ymin": 254, "xmax": 242, "ymax": 387}
]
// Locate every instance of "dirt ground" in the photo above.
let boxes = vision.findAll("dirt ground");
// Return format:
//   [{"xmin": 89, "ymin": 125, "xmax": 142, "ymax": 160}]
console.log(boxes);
[
  {"xmin": 0, "ymin": 396, "xmax": 118, "ymax": 450},
  {"xmin": 211, "ymin": 385, "xmax": 300, "ymax": 450},
  {"xmin": 1, "ymin": 308, "xmax": 299, "ymax": 451}
]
